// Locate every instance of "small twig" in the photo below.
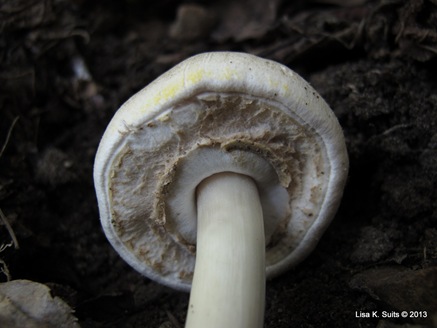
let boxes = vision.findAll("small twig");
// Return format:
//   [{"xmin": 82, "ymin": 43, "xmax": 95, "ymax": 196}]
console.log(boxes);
[
  {"xmin": 0, "ymin": 259, "xmax": 11, "ymax": 281},
  {"xmin": 0, "ymin": 208, "xmax": 19, "ymax": 250},
  {"xmin": 0, "ymin": 116, "xmax": 19, "ymax": 159},
  {"xmin": 0, "ymin": 241, "xmax": 13, "ymax": 253},
  {"xmin": 419, "ymin": 44, "xmax": 437, "ymax": 55},
  {"xmin": 380, "ymin": 123, "xmax": 412, "ymax": 137}
]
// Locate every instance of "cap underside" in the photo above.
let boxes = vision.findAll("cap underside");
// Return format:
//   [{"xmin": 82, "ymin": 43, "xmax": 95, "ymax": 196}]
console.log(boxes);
[{"xmin": 94, "ymin": 52, "xmax": 349, "ymax": 291}]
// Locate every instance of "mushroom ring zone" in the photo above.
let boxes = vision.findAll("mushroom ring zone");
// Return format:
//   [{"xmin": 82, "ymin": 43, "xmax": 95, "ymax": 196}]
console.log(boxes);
[{"xmin": 94, "ymin": 52, "xmax": 349, "ymax": 291}]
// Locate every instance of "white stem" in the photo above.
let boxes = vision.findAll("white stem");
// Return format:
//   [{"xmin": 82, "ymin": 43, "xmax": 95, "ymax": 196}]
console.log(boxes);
[{"xmin": 185, "ymin": 172, "xmax": 266, "ymax": 328}]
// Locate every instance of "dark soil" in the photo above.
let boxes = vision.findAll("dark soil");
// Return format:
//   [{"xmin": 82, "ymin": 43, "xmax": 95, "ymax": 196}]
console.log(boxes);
[{"xmin": 1, "ymin": 0, "xmax": 437, "ymax": 327}]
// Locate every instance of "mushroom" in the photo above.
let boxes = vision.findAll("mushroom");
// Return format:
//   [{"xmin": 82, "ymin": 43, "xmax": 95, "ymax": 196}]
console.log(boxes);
[{"xmin": 94, "ymin": 52, "xmax": 348, "ymax": 327}]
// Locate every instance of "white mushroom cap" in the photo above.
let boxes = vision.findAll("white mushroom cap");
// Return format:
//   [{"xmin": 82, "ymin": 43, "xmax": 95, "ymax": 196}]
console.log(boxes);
[{"xmin": 94, "ymin": 52, "xmax": 348, "ymax": 291}]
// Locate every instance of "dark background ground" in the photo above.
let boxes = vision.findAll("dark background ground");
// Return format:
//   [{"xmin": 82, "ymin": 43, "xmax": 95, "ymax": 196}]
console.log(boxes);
[{"xmin": 1, "ymin": 0, "xmax": 437, "ymax": 327}]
